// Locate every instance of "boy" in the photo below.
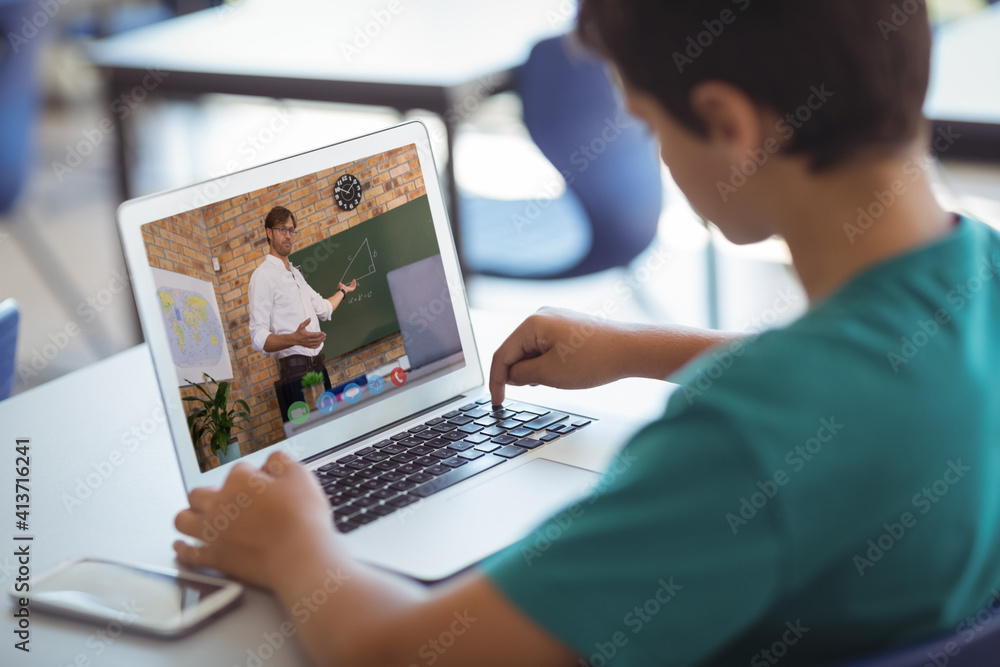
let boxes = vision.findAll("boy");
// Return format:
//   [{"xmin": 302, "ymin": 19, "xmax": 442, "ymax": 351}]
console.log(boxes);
[{"xmin": 173, "ymin": 1, "xmax": 1000, "ymax": 664}]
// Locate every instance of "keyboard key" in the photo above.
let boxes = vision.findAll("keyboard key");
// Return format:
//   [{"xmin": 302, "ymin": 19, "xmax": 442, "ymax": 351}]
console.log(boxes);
[
  {"xmin": 474, "ymin": 417, "xmax": 498, "ymax": 427},
  {"xmin": 374, "ymin": 461, "xmax": 396, "ymax": 471},
  {"xmin": 398, "ymin": 463, "xmax": 423, "ymax": 475},
  {"xmin": 416, "ymin": 431, "xmax": 438, "ymax": 440},
  {"xmin": 475, "ymin": 442, "xmax": 501, "ymax": 453},
  {"xmin": 408, "ymin": 424, "xmax": 429, "ymax": 433},
  {"xmin": 400, "ymin": 437, "xmax": 423, "ymax": 447},
  {"xmin": 449, "ymin": 415, "xmax": 474, "ymax": 426},
  {"xmin": 387, "ymin": 494, "xmax": 418, "ymax": 508},
  {"xmin": 541, "ymin": 433, "xmax": 560, "ymax": 442},
  {"xmin": 443, "ymin": 410, "xmax": 461, "ymax": 418},
  {"xmin": 411, "ymin": 455, "xmax": 506, "ymax": 498},
  {"xmin": 481, "ymin": 426, "xmax": 505, "ymax": 437},
  {"xmin": 442, "ymin": 457, "xmax": 468, "ymax": 468},
  {"xmin": 373, "ymin": 488, "xmax": 396, "ymax": 500},
  {"xmin": 490, "ymin": 408, "xmax": 516, "ymax": 419},
  {"xmin": 390, "ymin": 433, "xmax": 409, "ymax": 441},
  {"xmin": 464, "ymin": 433, "xmax": 490, "ymax": 444},
  {"xmin": 516, "ymin": 438, "xmax": 544, "ymax": 450},
  {"xmin": 493, "ymin": 445, "xmax": 528, "ymax": 459},
  {"xmin": 425, "ymin": 463, "xmax": 450, "ymax": 475},
  {"xmin": 475, "ymin": 397, "xmax": 492, "ymax": 404},
  {"xmin": 512, "ymin": 412, "xmax": 537, "ymax": 423},
  {"xmin": 525, "ymin": 412, "xmax": 570, "ymax": 430},
  {"xmin": 408, "ymin": 472, "xmax": 434, "ymax": 484},
  {"xmin": 389, "ymin": 480, "xmax": 417, "ymax": 492},
  {"xmin": 390, "ymin": 452, "xmax": 417, "ymax": 463},
  {"xmin": 381, "ymin": 444, "xmax": 407, "ymax": 455},
  {"xmin": 499, "ymin": 420, "xmax": 521, "ymax": 429},
  {"xmin": 459, "ymin": 402, "xmax": 478, "ymax": 411},
  {"xmin": 430, "ymin": 450, "xmax": 453, "ymax": 460},
  {"xmin": 448, "ymin": 440, "xmax": 475, "ymax": 452},
  {"xmin": 345, "ymin": 461, "xmax": 367, "ymax": 470},
  {"xmin": 367, "ymin": 504, "xmax": 396, "ymax": 517},
  {"xmin": 357, "ymin": 468, "xmax": 381, "ymax": 479},
  {"xmin": 354, "ymin": 512, "xmax": 377, "ymax": 525},
  {"xmin": 318, "ymin": 462, "xmax": 340, "ymax": 472},
  {"xmin": 379, "ymin": 471, "xmax": 406, "ymax": 482},
  {"xmin": 459, "ymin": 449, "xmax": 485, "ymax": 460},
  {"xmin": 458, "ymin": 423, "xmax": 483, "ymax": 434},
  {"xmin": 342, "ymin": 486, "xmax": 366, "ymax": 498},
  {"xmin": 362, "ymin": 452, "xmax": 391, "ymax": 462},
  {"xmin": 431, "ymin": 424, "xmax": 456, "ymax": 433},
  {"xmin": 360, "ymin": 480, "xmax": 382, "ymax": 491},
  {"xmin": 492, "ymin": 434, "xmax": 518, "ymax": 445},
  {"xmin": 323, "ymin": 466, "xmax": 352, "ymax": 477},
  {"xmin": 572, "ymin": 419, "xmax": 592, "ymax": 428},
  {"xmin": 464, "ymin": 408, "xmax": 489, "ymax": 419},
  {"xmin": 415, "ymin": 456, "xmax": 437, "ymax": 467},
  {"xmin": 442, "ymin": 432, "xmax": 466, "ymax": 441},
  {"xmin": 355, "ymin": 447, "xmax": 376, "ymax": 456},
  {"xmin": 521, "ymin": 406, "xmax": 550, "ymax": 416},
  {"xmin": 508, "ymin": 427, "xmax": 533, "ymax": 438},
  {"xmin": 336, "ymin": 519, "xmax": 361, "ymax": 533},
  {"xmin": 425, "ymin": 417, "xmax": 446, "ymax": 426},
  {"xmin": 409, "ymin": 446, "xmax": 433, "ymax": 456},
  {"xmin": 352, "ymin": 496, "xmax": 379, "ymax": 509},
  {"xmin": 373, "ymin": 439, "xmax": 393, "ymax": 448}
]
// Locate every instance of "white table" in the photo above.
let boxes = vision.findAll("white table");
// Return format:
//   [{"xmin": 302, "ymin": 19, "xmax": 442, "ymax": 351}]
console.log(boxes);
[{"xmin": 0, "ymin": 310, "xmax": 672, "ymax": 666}]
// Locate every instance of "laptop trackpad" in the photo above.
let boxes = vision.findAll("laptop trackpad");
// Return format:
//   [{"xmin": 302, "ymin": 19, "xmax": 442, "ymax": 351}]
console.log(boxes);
[{"xmin": 448, "ymin": 458, "xmax": 598, "ymax": 522}]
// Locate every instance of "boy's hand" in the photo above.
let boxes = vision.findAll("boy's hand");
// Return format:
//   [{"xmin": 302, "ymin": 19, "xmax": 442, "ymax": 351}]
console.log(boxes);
[
  {"xmin": 489, "ymin": 307, "xmax": 630, "ymax": 405},
  {"xmin": 173, "ymin": 451, "xmax": 334, "ymax": 590}
]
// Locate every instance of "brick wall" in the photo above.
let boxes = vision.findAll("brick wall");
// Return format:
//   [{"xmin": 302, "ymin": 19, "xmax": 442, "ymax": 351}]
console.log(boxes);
[{"xmin": 143, "ymin": 144, "xmax": 427, "ymax": 471}]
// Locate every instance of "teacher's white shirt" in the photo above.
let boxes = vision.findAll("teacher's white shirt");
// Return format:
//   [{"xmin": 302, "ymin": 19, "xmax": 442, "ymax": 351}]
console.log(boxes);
[{"xmin": 248, "ymin": 254, "xmax": 334, "ymax": 359}]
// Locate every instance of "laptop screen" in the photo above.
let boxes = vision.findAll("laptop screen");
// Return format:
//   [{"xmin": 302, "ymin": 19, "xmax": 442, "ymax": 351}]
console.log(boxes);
[{"xmin": 138, "ymin": 143, "xmax": 466, "ymax": 473}]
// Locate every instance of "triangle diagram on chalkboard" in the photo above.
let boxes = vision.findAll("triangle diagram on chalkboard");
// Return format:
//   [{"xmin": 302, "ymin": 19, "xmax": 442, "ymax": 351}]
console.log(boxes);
[{"xmin": 340, "ymin": 238, "xmax": 377, "ymax": 283}]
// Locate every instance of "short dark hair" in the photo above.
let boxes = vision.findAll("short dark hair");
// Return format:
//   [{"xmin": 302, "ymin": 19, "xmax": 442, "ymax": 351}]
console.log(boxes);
[
  {"xmin": 576, "ymin": 0, "xmax": 933, "ymax": 171},
  {"xmin": 264, "ymin": 206, "xmax": 296, "ymax": 245}
]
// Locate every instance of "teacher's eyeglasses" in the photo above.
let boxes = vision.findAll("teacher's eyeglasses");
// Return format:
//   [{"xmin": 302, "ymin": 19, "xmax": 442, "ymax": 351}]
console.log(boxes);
[{"xmin": 272, "ymin": 226, "xmax": 298, "ymax": 237}]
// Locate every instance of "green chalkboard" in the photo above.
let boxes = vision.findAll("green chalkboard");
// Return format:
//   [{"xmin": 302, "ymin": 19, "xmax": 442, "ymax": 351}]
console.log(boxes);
[{"xmin": 290, "ymin": 195, "xmax": 439, "ymax": 361}]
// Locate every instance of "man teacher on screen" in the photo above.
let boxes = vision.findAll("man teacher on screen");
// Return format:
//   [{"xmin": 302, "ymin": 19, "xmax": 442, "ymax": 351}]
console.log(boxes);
[{"xmin": 248, "ymin": 205, "xmax": 357, "ymax": 406}]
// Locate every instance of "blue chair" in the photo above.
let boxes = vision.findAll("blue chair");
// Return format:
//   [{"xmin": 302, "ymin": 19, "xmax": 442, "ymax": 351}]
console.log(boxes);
[
  {"xmin": 835, "ymin": 611, "xmax": 1000, "ymax": 667},
  {"xmin": 0, "ymin": 0, "xmax": 44, "ymax": 213},
  {"xmin": 0, "ymin": 298, "xmax": 20, "ymax": 400},
  {"xmin": 461, "ymin": 35, "xmax": 663, "ymax": 279}
]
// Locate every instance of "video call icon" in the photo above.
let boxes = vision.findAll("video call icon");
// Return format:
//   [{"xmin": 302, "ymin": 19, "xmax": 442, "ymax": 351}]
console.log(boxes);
[{"xmin": 287, "ymin": 401, "xmax": 309, "ymax": 424}]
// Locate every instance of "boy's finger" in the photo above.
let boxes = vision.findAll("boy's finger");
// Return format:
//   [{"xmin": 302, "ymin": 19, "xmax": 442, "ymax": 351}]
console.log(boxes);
[
  {"xmin": 173, "ymin": 540, "xmax": 217, "ymax": 570},
  {"xmin": 264, "ymin": 451, "xmax": 293, "ymax": 476},
  {"xmin": 187, "ymin": 486, "xmax": 218, "ymax": 512},
  {"xmin": 174, "ymin": 508, "xmax": 209, "ymax": 539},
  {"xmin": 507, "ymin": 355, "xmax": 551, "ymax": 389}
]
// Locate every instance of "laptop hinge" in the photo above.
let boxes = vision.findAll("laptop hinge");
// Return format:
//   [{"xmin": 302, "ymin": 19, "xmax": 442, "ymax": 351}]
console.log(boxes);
[{"xmin": 302, "ymin": 394, "xmax": 469, "ymax": 465}]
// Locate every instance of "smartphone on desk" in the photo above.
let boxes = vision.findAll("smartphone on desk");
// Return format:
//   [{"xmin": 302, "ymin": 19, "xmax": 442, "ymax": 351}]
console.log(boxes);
[{"xmin": 9, "ymin": 558, "xmax": 244, "ymax": 638}]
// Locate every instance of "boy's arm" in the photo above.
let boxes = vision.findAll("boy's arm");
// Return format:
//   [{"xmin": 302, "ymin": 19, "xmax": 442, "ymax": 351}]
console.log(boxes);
[
  {"xmin": 489, "ymin": 306, "xmax": 747, "ymax": 404},
  {"xmin": 173, "ymin": 453, "xmax": 578, "ymax": 667}
]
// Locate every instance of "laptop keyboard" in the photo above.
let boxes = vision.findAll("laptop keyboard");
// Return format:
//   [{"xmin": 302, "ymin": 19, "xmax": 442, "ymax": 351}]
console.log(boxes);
[{"xmin": 311, "ymin": 397, "xmax": 593, "ymax": 533}]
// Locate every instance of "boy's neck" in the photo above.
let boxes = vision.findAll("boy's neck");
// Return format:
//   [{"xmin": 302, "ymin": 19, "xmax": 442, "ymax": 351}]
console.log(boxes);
[{"xmin": 775, "ymin": 148, "xmax": 952, "ymax": 304}]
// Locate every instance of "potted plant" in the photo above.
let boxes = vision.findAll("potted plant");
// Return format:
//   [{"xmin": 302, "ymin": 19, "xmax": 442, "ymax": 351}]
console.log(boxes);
[
  {"xmin": 184, "ymin": 373, "xmax": 250, "ymax": 465},
  {"xmin": 301, "ymin": 371, "xmax": 325, "ymax": 410}
]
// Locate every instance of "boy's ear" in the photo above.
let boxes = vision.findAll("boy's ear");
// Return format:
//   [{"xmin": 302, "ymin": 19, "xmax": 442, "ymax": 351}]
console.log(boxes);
[{"xmin": 688, "ymin": 81, "xmax": 765, "ymax": 160}]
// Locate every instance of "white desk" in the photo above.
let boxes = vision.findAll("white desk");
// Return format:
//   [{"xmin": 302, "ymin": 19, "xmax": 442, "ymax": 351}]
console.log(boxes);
[{"xmin": 0, "ymin": 310, "xmax": 672, "ymax": 666}]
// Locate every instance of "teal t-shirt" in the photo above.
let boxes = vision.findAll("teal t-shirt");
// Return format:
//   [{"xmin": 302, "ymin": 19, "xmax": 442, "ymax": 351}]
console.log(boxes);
[{"xmin": 481, "ymin": 217, "xmax": 1000, "ymax": 665}]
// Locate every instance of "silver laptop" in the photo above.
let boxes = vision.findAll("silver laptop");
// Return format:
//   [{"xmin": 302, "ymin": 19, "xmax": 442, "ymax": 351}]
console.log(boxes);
[{"xmin": 118, "ymin": 121, "xmax": 637, "ymax": 581}]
